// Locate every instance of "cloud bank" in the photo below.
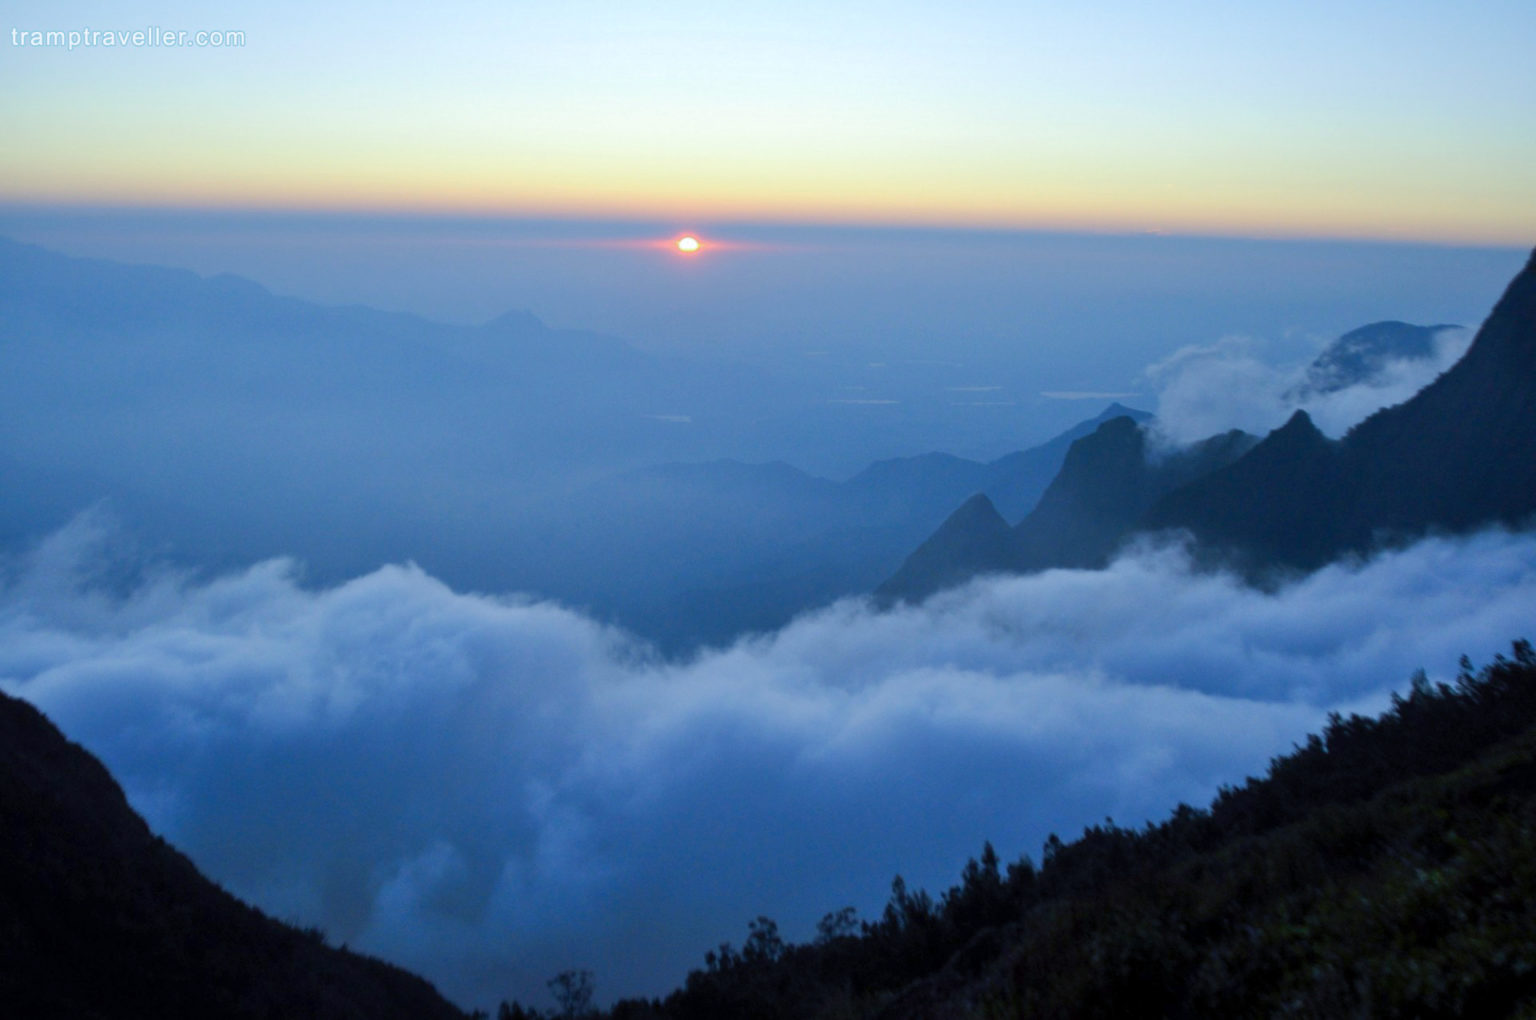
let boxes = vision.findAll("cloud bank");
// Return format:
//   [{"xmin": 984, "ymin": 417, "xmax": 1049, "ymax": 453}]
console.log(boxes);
[
  {"xmin": 1145, "ymin": 327, "xmax": 1472, "ymax": 445},
  {"xmin": 2, "ymin": 511, "xmax": 1533, "ymax": 1010}
]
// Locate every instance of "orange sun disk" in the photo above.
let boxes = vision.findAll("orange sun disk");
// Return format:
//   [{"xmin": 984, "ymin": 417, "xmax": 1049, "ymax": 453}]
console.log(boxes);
[{"xmin": 676, "ymin": 235, "xmax": 701, "ymax": 253}]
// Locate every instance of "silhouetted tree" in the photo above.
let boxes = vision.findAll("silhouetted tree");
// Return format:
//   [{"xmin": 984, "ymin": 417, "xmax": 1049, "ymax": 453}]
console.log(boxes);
[
  {"xmin": 815, "ymin": 906, "xmax": 859, "ymax": 943},
  {"xmin": 548, "ymin": 970, "xmax": 594, "ymax": 1019},
  {"xmin": 742, "ymin": 917, "xmax": 785, "ymax": 964}
]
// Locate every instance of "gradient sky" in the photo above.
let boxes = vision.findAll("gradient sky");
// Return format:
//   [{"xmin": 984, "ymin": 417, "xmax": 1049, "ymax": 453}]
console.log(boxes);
[{"xmin": 3, "ymin": 0, "xmax": 1533, "ymax": 242}]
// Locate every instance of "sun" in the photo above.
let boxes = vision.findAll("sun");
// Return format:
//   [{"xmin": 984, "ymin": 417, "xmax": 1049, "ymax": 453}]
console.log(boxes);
[{"xmin": 676, "ymin": 235, "xmax": 701, "ymax": 254}]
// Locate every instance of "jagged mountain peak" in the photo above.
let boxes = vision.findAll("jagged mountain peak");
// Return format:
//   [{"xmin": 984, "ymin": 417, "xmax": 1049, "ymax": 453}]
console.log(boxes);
[
  {"xmin": 948, "ymin": 492, "xmax": 1009, "ymax": 528},
  {"xmin": 1099, "ymin": 401, "xmax": 1151, "ymax": 420},
  {"xmin": 874, "ymin": 493, "xmax": 1012, "ymax": 606},
  {"xmin": 1269, "ymin": 408, "xmax": 1329, "ymax": 446},
  {"xmin": 877, "ymin": 247, "xmax": 1536, "ymax": 601},
  {"xmin": 1148, "ymin": 245, "xmax": 1536, "ymax": 571}
]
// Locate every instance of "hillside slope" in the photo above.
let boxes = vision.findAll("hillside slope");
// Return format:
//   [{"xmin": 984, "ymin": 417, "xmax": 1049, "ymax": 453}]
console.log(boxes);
[
  {"xmin": 0, "ymin": 690, "xmax": 467, "ymax": 1020},
  {"xmin": 576, "ymin": 642, "xmax": 1536, "ymax": 1020}
]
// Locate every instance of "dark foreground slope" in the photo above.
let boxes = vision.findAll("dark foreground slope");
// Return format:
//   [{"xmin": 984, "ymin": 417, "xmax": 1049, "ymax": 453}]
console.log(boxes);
[
  {"xmin": 0, "ymin": 690, "xmax": 466, "ymax": 1020},
  {"xmin": 570, "ymin": 643, "xmax": 1536, "ymax": 1020}
]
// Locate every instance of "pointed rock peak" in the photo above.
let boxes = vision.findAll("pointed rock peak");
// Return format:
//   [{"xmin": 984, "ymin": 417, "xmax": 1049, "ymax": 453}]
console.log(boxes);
[
  {"xmin": 1255, "ymin": 409, "xmax": 1332, "ymax": 456},
  {"xmin": 1100, "ymin": 401, "xmax": 1152, "ymax": 420},
  {"xmin": 1271, "ymin": 409, "xmax": 1326, "ymax": 439},
  {"xmin": 874, "ymin": 491, "xmax": 1015, "ymax": 605},
  {"xmin": 1056, "ymin": 414, "xmax": 1149, "ymax": 474},
  {"xmin": 946, "ymin": 492, "xmax": 1009, "ymax": 531}
]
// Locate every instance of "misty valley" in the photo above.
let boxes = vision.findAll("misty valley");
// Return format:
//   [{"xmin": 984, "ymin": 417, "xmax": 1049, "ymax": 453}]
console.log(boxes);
[{"xmin": 2, "ymin": 235, "xmax": 1535, "ymax": 1017}]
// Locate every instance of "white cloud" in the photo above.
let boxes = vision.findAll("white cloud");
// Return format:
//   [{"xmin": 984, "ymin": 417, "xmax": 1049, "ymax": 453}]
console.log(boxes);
[
  {"xmin": 2, "ymin": 513, "xmax": 1532, "ymax": 1011},
  {"xmin": 1145, "ymin": 328, "xmax": 1472, "ymax": 445}
]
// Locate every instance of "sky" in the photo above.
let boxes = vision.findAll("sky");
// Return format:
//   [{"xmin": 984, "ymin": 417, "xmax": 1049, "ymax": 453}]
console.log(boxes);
[{"xmin": 3, "ymin": 0, "xmax": 1535, "ymax": 242}]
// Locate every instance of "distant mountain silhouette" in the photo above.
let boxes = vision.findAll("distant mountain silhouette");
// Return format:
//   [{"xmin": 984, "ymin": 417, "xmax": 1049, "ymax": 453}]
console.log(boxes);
[
  {"xmin": 1008, "ymin": 420, "xmax": 1255, "ymax": 573},
  {"xmin": 546, "ymin": 403, "xmax": 1151, "ymax": 647},
  {"xmin": 1292, "ymin": 320, "xmax": 1460, "ymax": 397},
  {"xmin": 979, "ymin": 402, "xmax": 1152, "ymax": 519},
  {"xmin": 0, "ymin": 236, "xmax": 643, "ymax": 366},
  {"xmin": 1144, "ymin": 410, "xmax": 1351, "ymax": 571},
  {"xmin": 842, "ymin": 401, "xmax": 1153, "ymax": 523},
  {"xmin": 1149, "ymin": 247, "xmax": 1536, "ymax": 571},
  {"xmin": 0, "ymin": 235, "xmax": 1154, "ymax": 651},
  {"xmin": 871, "ymin": 493, "xmax": 1016, "ymax": 600},
  {"xmin": 878, "ymin": 417, "xmax": 1254, "ymax": 603},
  {"xmin": 0, "ymin": 690, "xmax": 466, "ymax": 1019},
  {"xmin": 880, "ymin": 251, "xmax": 1535, "ymax": 603}
]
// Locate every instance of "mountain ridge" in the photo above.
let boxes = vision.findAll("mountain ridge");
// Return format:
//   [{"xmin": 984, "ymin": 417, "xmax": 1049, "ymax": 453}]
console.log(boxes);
[
  {"xmin": 546, "ymin": 402, "xmax": 1152, "ymax": 647},
  {"xmin": 1148, "ymin": 245, "xmax": 1536, "ymax": 571},
  {"xmin": 877, "ymin": 416, "xmax": 1256, "ymax": 604},
  {"xmin": 880, "ymin": 251, "xmax": 1536, "ymax": 602}
]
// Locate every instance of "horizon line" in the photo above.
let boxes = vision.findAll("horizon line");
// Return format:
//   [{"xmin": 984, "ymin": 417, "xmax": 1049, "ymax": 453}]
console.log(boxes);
[{"xmin": 0, "ymin": 198, "xmax": 1529, "ymax": 252}]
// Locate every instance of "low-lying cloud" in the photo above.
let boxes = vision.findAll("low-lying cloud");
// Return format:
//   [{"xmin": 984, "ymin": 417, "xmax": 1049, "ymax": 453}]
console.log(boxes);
[
  {"xmin": 1145, "ymin": 328, "xmax": 1472, "ymax": 445},
  {"xmin": 3, "ymin": 511, "xmax": 1532, "ymax": 1011}
]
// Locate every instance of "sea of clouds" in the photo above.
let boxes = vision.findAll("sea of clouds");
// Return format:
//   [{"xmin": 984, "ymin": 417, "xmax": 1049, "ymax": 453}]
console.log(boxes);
[{"xmin": 3, "ymin": 510, "xmax": 1533, "ymax": 1010}]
